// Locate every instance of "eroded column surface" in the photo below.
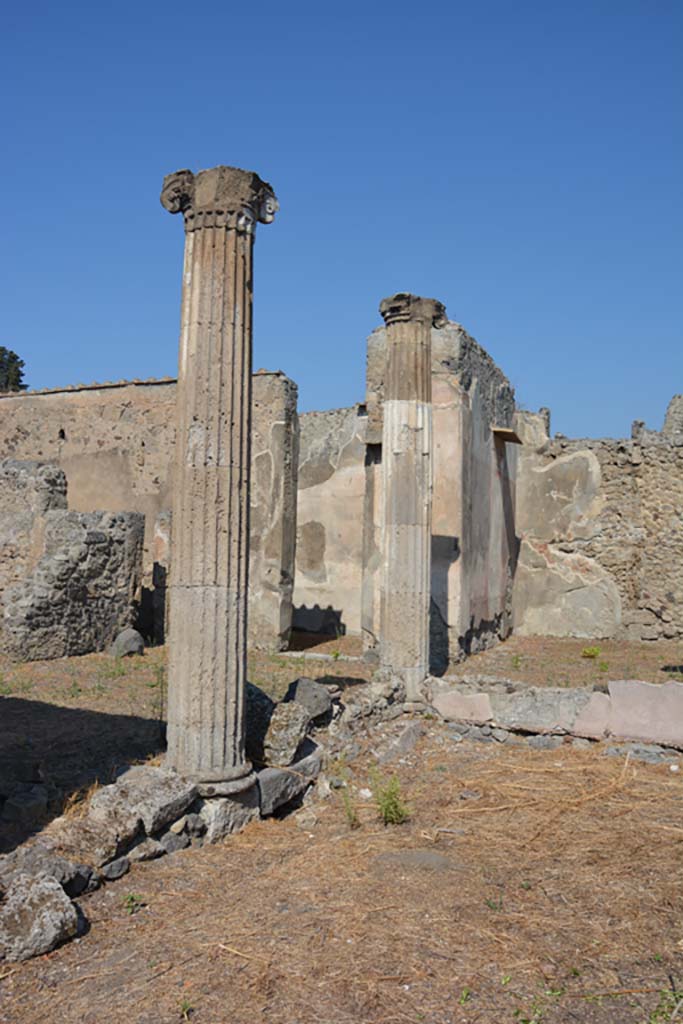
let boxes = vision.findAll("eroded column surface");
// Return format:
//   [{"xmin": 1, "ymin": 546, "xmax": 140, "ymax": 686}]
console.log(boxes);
[
  {"xmin": 379, "ymin": 293, "xmax": 445, "ymax": 701},
  {"xmin": 161, "ymin": 165, "xmax": 278, "ymax": 791}
]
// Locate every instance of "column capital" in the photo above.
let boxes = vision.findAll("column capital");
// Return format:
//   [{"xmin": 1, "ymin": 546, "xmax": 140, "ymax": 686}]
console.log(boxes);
[
  {"xmin": 160, "ymin": 165, "xmax": 278, "ymax": 235},
  {"xmin": 379, "ymin": 293, "xmax": 447, "ymax": 328}
]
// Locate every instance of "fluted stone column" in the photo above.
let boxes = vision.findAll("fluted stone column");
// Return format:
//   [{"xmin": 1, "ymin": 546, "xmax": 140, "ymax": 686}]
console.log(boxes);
[
  {"xmin": 161, "ymin": 165, "xmax": 278, "ymax": 793},
  {"xmin": 379, "ymin": 293, "xmax": 446, "ymax": 702}
]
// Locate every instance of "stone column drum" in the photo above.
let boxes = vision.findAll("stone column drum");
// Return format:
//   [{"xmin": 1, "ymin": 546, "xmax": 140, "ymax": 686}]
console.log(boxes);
[
  {"xmin": 161, "ymin": 166, "xmax": 278, "ymax": 792},
  {"xmin": 378, "ymin": 293, "xmax": 446, "ymax": 702}
]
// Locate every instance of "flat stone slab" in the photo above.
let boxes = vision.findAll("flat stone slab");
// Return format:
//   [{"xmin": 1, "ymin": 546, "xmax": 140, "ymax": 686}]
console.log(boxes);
[
  {"xmin": 431, "ymin": 691, "xmax": 493, "ymax": 724},
  {"xmin": 489, "ymin": 688, "xmax": 593, "ymax": 734},
  {"xmin": 607, "ymin": 680, "xmax": 683, "ymax": 749},
  {"xmin": 257, "ymin": 746, "xmax": 323, "ymax": 816},
  {"xmin": 432, "ymin": 677, "xmax": 683, "ymax": 750}
]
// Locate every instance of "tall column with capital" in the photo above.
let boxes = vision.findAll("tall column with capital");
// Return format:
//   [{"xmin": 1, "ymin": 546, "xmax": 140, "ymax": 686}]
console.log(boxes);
[
  {"xmin": 161, "ymin": 165, "xmax": 278, "ymax": 792},
  {"xmin": 378, "ymin": 293, "xmax": 445, "ymax": 702}
]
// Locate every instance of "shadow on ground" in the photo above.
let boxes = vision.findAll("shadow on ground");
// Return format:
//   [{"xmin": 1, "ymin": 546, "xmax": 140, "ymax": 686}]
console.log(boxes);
[{"xmin": 0, "ymin": 696, "xmax": 165, "ymax": 854}]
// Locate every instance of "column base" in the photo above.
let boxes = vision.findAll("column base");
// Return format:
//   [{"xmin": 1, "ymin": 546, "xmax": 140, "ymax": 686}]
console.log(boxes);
[{"xmin": 196, "ymin": 769, "xmax": 256, "ymax": 798}]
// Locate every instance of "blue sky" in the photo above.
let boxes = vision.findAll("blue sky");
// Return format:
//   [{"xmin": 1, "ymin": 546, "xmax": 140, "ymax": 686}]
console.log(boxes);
[{"xmin": 2, "ymin": 0, "xmax": 681, "ymax": 437}]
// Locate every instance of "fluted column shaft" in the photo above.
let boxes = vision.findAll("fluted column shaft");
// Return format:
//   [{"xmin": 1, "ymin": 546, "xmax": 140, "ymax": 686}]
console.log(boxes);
[
  {"xmin": 161, "ymin": 166, "xmax": 277, "ymax": 791},
  {"xmin": 379, "ymin": 293, "xmax": 445, "ymax": 701}
]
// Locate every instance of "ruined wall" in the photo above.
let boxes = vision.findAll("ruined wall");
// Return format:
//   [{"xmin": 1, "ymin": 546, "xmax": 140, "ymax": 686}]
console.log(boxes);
[
  {"xmin": 3, "ymin": 509, "xmax": 145, "ymax": 661},
  {"xmin": 293, "ymin": 406, "xmax": 366, "ymax": 634},
  {"xmin": 0, "ymin": 461, "xmax": 67, "ymax": 593},
  {"xmin": 514, "ymin": 403, "xmax": 683, "ymax": 641},
  {"xmin": 0, "ymin": 373, "xmax": 298, "ymax": 648},
  {"xmin": 362, "ymin": 321, "xmax": 518, "ymax": 667},
  {"xmin": 0, "ymin": 460, "xmax": 144, "ymax": 660}
]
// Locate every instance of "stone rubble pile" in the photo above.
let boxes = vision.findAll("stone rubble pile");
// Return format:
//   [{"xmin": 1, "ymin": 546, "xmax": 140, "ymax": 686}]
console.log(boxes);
[{"xmin": 0, "ymin": 675, "xmax": 335, "ymax": 962}]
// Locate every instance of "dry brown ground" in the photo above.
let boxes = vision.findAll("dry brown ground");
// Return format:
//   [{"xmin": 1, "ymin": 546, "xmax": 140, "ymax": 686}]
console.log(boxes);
[
  {"xmin": 2, "ymin": 732, "xmax": 683, "ymax": 1024},
  {"xmin": 2, "ymin": 639, "xmax": 683, "ymax": 1022},
  {"xmin": 447, "ymin": 635, "xmax": 683, "ymax": 688}
]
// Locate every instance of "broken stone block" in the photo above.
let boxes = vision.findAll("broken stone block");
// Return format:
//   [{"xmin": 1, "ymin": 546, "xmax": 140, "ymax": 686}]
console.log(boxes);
[
  {"xmin": 197, "ymin": 785, "xmax": 260, "ymax": 843},
  {"xmin": 283, "ymin": 677, "xmax": 333, "ymax": 723},
  {"xmin": 159, "ymin": 831, "xmax": 190, "ymax": 854},
  {"xmin": 100, "ymin": 857, "xmax": 130, "ymax": 882},
  {"xmin": 128, "ymin": 838, "xmax": 165, "ymax": 863},
  {"xmin": 108, "ymin": 628, "xmax": 144, "ymax": 658},
  {"xmin": 0, "ymin": 844, "xmax": 96, "ymax": 899},
  {"xmin": 245, "ymin": 682, "xmax": 276, "ymax": 764},
  {"xmin": 257, "ymin": 745, "xmax": 323, "ymax": 817},
  {"xmin": 378, "ymin": 721, "xmax": 424, "ymax": 764},
  {"xmin": 264, "ymin": 702, "xmax": 310, "ymax": 766},
  {"xmin": 0, "ymin": 872, "xmax": 79, "ymax": 961},
  {"xmin": 87, "ymin": 765, "xmax": 197, "ymax": 841}
]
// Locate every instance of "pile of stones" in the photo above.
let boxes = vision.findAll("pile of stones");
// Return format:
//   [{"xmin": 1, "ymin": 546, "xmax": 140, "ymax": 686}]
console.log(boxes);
[{"xmin": 0, "ymin": 676, "xmax": 336, "ymax": 963}]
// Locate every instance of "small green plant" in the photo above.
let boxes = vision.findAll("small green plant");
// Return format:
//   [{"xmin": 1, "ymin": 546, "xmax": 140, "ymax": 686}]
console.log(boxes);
[
  {"xmin": 597, "ymin": 660, "xmax": 609, "ymax": 673},
  {"xmin": 513, "ymin": 1002, "xmax": 544, "ymax": 1023},
  {"xmin": 101, "ymin": 657, "xmax": 127, "ymax": 680},
  {"xmin": 179, "ymin": 997, "xmax": 194, "ymax": 1021},
  {"xmin": 68, "ymin": 680, "xmax": 81, "ymax": 698},
  {"xmin": 484, "ymin": 896, "xmax": 503, "ymax": 911},
  {"xmin": 0, "ymin": 674, "xmax": 13, "ymax": 697},
  {"xmin": 520, "ymin": 880, "xmax": 532, "ymax": 890},
  {"xmin": 123, "ymin": 893, "xmax": 145, "ymax": 915},
  {"xmin": 511, "ymin": 654, "xmax": 522, "ymax": 670},
  {"xmin": 501, "ymin": 975, "xmax": 512, "ymax": 986},
  {"xmin": 339, "ymin": 787, "xmax": 360, "ymax": 830},
  {"xmin": 371, "ymin": 772, "xmax": 410, "ymax": 825},
  {"xmin": 581, "ymin": 646, "xmax": 601, "ymax": 659},
  {"xmin": 331, "ymin": 649, "xmax": 341, "ymax": 661},
  {"xmin": 458, "ymin": 987, "xmax": 471, "ymax": 1005}
]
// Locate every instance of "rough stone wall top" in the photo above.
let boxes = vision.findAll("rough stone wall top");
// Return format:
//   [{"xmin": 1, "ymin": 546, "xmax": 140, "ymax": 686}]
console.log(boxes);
[
  {"xmin": 366, "ymin": 320, "xmax": 515, "ymax": 442},
  {"xmin": 663, "ymin": 394, "xmax": 683, "ymax": 439},
  {"xmin": 514, "ymin": 400, "xmax": 683, "ymax": 642}
]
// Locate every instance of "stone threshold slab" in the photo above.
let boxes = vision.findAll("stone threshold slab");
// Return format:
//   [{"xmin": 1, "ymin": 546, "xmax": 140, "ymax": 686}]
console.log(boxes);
[{"xmin": 430, "ymin": 677, "xmax": 683, "ymax": 750}]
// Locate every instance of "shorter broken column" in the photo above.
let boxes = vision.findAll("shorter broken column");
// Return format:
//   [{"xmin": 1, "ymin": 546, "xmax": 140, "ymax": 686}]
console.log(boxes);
[{"xmin": 378, "ymin": 293, "xmax": 445, "ymax": 701}]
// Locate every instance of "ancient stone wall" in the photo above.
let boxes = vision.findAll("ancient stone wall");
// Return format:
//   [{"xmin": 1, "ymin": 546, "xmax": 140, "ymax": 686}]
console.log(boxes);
[
  {"xmin": 0, "ymin": 461, "xmax": 67, "ymax": 593},
  {"xmin": 513, "ymin": 406, "xmax": 683, "ymax": 641},
  {"xmin": 293, "ymin": 406, "xmax": 366, "ymax": 635},
  {"xmin": 3, "ymin": 509, "xmax": 145, "ymax": 661},
  {"xmin": 0, "ymin": 373, "xmax": 298, "ymax": 648},
  {"xmin": 0, "ymin": 459, "xmax": 145, "ymax": 660}
]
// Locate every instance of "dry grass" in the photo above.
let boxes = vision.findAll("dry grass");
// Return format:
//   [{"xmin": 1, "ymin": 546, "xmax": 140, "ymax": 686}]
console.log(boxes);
[
  {"xmin": 448, "ymin": 635, "xmax": 683, "ymax": 688},
  {"xmin": 2, "ymin": 726, "xmax": 683, "ymax": 1023}
]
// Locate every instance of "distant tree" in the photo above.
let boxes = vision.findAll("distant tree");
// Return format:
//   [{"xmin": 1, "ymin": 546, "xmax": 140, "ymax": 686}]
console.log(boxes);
[{"xmin": 0, "ymin": 347, "xmax": 27, "ymax": 392}]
